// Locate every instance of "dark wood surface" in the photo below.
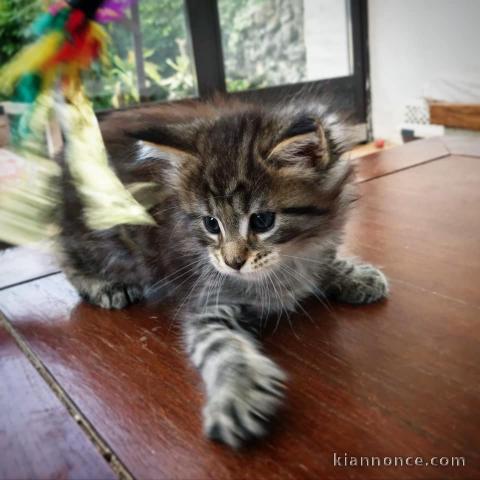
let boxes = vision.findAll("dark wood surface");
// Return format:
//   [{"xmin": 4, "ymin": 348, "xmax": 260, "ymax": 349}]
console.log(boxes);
[
  {"xmin": 0, "ymin": 323, "xmax": 116, "ymax": 480},
  {"xmin": 0, "ymin": 137, "xmax": 479, "ymax": 479},
  {"xmin": 347, "ymin": 154, "xmax": 480, "ymax": 305}
]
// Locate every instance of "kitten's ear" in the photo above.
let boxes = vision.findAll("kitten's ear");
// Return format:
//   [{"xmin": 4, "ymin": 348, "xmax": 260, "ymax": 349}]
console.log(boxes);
[
  {"xmin": 128, "ymin": 124, "xmax": 196, "ymax": 154},
  {"xmin": 266, "ymin": 115, "xmax": 332, "ymax": 171},
  {"xmin": 128, "ymin": 126, "xmax": 198, "ymax": 185}
]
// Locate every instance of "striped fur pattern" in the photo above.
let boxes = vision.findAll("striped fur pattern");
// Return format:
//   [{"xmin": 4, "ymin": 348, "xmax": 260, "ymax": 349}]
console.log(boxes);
[{"xmin": 58, "ymin": 97, "xmax": 388, "ymax": 448}]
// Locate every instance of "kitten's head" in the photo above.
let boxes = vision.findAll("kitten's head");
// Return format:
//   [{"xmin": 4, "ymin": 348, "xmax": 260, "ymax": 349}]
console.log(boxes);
[{"xmin": 132, "ymin": 101, "xmax": 357, "ymax": 281}]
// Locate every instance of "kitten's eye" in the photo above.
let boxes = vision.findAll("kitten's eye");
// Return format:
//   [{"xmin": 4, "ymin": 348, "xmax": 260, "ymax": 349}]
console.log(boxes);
[
  {"xmin": 250, "ymin": 212, "xmax": 275, "ymax": 233},
  {"xmin": 203, "ymin": 216, "xmax": 221, "ymax": 234}
]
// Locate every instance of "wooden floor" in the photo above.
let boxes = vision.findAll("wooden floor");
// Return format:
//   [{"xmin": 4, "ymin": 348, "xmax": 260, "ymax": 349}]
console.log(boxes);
[{"xmin": 1, "ymin": 136, "xmax": 479, "ymax": 480}]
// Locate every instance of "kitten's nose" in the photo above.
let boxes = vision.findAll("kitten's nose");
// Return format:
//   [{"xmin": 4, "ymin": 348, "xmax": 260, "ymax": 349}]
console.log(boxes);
[
  {"xmin": 225, "ymin": 256, "xmax": 246, "ymax": 271},
  {"xmin": 222, "ymin": 240, "xmax": 248, "ymax": 271}
]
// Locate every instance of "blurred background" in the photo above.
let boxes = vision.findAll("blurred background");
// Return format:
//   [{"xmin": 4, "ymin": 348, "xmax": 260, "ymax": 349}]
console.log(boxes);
[{"xmin": 1, "ymin": 0, "xmax": 479, "ymax": 150}]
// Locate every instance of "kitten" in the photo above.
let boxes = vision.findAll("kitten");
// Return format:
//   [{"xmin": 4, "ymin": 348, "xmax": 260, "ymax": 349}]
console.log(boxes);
[{"xmin": 58, "ymin": 97, "xmax": 388, "ymax": 448}]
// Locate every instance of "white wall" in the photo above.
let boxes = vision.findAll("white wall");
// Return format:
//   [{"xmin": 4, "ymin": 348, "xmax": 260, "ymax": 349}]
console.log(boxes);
[{"xmin": 368, "ymin": 0, "xmax": 480, "ymax": 141}]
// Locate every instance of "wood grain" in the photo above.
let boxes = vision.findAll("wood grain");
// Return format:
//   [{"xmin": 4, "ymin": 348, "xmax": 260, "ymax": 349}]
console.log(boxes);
[
  {"xmin": 0, "ymin": 273, "xmax": 478, "ymax": 479},
  {"xmin": 430, "ymin": 103, "xmax": 480, "ymax": 131},
  {"xmin": 346, "ymin": 155, "xmax": 480, "ymax": 306},
  {"xmin": 0, "ymin": 151, "xmax": 479, "ymax": 479},
  {"xmin": 354, "ymin": 137, "xmax": 449, "ymax": 183},
  {"xmin": 0, "ymin": 322, "xmax": 115, "ymax": 480}
]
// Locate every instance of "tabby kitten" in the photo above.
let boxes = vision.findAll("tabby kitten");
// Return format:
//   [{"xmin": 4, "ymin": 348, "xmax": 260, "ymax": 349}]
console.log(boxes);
[{"xmin": 58, "ymin": 98, "xmax": 388, "ymax": 448}]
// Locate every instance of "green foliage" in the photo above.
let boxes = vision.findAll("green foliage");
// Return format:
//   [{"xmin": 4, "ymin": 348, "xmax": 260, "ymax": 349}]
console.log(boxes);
[
  {"xmin": 88, "ymin": 49, "xmax": 167, "ymax": 109},
  {"xmin": 87, "ymin": 0, "xmax": 197, "ymax": 108},
  {"xmin": 218, "ymin": 0, "xmax": 266, "ymax": 92},
  {"xmin": 155, "ymin": 39, "xmax": 196, "ymax": 99},
  {"xmin": 138, "ymin": 0, "xmax": 191, "ymax": 84},
  {"xmin": 0, "ymin": 0, "xmax": 42, "ymax": 66}
]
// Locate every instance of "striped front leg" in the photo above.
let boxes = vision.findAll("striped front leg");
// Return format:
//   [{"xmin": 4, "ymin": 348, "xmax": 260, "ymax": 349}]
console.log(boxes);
[{"xmin": 184, "ymin": 305, "xmax": 286, "ymax": 448}]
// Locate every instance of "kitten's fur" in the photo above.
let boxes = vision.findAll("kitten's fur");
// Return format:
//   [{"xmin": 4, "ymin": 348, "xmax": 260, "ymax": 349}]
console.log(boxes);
[{"xmin": 58, "ymin": 98, "xmax": 388, "ymax": 448}]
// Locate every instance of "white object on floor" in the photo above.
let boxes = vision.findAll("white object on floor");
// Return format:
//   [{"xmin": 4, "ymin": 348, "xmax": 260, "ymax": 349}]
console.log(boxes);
[{"xmin": 399, "ymin": 123, "xmax": 445, "ymax": 138}]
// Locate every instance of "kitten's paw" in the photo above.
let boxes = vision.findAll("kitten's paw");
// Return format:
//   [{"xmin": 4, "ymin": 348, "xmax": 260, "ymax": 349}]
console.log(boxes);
[
  {"xmin": 203, "ymin": 355, "xmax": 286, "ymax": 448},
  {"xmin": 328, "ymin": 263, "xmax": 389, "ymax": 305},
  {"xmin": 78, "ymin": 280, "xmax": 144, "ymax": 309}
]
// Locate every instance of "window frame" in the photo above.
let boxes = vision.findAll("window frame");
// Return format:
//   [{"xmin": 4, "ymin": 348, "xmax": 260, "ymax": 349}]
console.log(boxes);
[
  {"xmin": 98, "ymin": 0, "xmax": 371, "ymax": 139},
  {"xmin": 185, "ymin": 0, "xmax": 370, "ymax": 131}
]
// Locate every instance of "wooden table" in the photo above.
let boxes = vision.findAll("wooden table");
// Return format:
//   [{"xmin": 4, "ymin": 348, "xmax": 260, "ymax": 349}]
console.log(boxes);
[{"xmin": 1, "ymin": 137, "xmax": 479, "ymax": 480}]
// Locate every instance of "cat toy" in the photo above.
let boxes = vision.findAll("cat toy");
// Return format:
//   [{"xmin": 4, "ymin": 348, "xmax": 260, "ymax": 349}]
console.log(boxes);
[{"xmin": 0, "ymin": 0, "xmax": 155, "ymax": 245}]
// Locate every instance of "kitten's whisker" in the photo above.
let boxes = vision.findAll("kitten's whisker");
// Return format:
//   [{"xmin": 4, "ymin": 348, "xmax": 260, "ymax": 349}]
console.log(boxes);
[
  {"xmin": 282, "ymin": 262, "xmax": 332, "ymax": 312},
  {"xmin": 148, "ymin": 267, "xmax": 198, "ymax": 296},
  {"xmin": 253, "ymin": 280, "xmax": 261, "ymax": 322},
  {"xmin": 271, "ymin": 269, "xmax": 300, "ymax": 340},
  {"xmin": 279, "ymin": 259, "xmax": 326, "ymax": 296},
  {"xmin": 280, "ymin": 262, "xmax": 335, "ymax": 315},
  {"xmin": 255, "ymin": 272, "xmax": 268, "ymax": 330},
  {"xmin": 263, "ymin": 272, "xmax": 272, "ymax": 330},
  {"xmin": 151, "ymin": 263, "xmax": 210, "ymax": 321},
  {"xmin": 207, "ymin": 272, "xmax": 222, "ymax": 313},
  {"xmin": 280, "ymin": 253, "xmax": 331, "ymax": 266},
  {"xmin": 147, "ymin": 258, "xmax": 205, "ymax": 293},
  {"xmin": 255, "ymin": 272, "xmax": 267, "ymax": 325},
  {"xmin": 148, "ymin": 261, "xmax": 197, "ymax": 291},
  {"xmin": 265, "ymin": 271, "xmax": 287, "ymax": 335},
  {"xmin": 168, "ymin": 268, "xmax": 204, "ymax": 298},
  {"xmin": 201, "ymin": 269, "xmax": 219, "ymax": 314},
  {"xmin": 213, "ymin": 271, "xmax": 226, "ymax": 315},
  {"xmin": 278, "ymin": 265, "xmax": 314, "ymax": 324},
  {"xmin": 172, "ymin": 265, "xmax": 212, "ymax": 326},
  {"xmin": 263, "ymin": 272, "xmax": 271, "ymax": 327}
]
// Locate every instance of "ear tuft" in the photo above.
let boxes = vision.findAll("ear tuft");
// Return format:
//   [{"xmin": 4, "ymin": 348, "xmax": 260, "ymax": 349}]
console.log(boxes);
[
  {"xmin": 135, "ymin": 140, "xmax": 198, "ymax": 188},
  {"xmin": 282, "ymin": 114, "xmax": 318, "ymax": 139},
  {"xmin": 266, "ymin": 116, "xmax": 331, "ymax": 171}
]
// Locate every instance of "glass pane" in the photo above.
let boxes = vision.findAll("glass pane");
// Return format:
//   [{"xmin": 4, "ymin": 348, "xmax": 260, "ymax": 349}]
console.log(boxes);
[
  {"xmin": 218, "ymin": 0, "xmax": 352, "ymax": 92},
  {"xmin": 87, "ymin": 0, "xmax": 197, "ymax": 109}
]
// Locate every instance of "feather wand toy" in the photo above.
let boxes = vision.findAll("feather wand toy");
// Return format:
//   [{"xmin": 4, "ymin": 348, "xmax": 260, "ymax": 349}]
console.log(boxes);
[{"xmin": 0, "ymin": 0, "xmax": 155, "ymax": 246}]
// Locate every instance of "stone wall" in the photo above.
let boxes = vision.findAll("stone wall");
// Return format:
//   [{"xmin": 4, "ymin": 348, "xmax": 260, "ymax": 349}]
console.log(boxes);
[{"xmin": 221, "ymin": 0, "xmax": 307, "ymax": 90}]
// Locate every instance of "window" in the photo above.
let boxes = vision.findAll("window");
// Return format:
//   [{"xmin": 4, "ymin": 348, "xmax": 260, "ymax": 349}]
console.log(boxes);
[
  {"xmin": 87, "ymin": 0, "xmax": 197, "ymax": 109},
  {"xmin": 218, "ymin": 0, "xmax": 353, "ymax": 92},
  {"xmin": 91, "ymin": 0, "xmax": 369, "ymax": 133}
]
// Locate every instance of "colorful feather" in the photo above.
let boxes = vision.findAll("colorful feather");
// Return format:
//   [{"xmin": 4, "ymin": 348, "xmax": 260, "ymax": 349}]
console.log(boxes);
[
  {"xmin": 0, "ymin": 3, "xmax": 108, "ymax": 106},
  {"xmin": 0, "ymin": 0, "xmax": 154, "ymax": 247},
  {"xmin": 56, "ymin": 88, "xmax": 155, "ymax": 230},
  {"xmin": 96, "ymin": 0, "xmax": 136, "ymax": 23},
  {"xmin": 0, "ymin": 31, "xmax": 64, "ymax": 96}
]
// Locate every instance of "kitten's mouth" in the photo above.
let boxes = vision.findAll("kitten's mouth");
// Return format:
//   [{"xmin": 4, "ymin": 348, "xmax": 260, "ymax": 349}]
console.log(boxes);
[
  {"xmin": 230, "ymin": 268, "xmax": 273, "ymax": 281},
  {"xmin": 210, "ymin": 261, "xmax": 278, "ymax": 281},
  {"xmin": 209, "ymin": 250, "xmax": 279, "ymax": 281}
]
